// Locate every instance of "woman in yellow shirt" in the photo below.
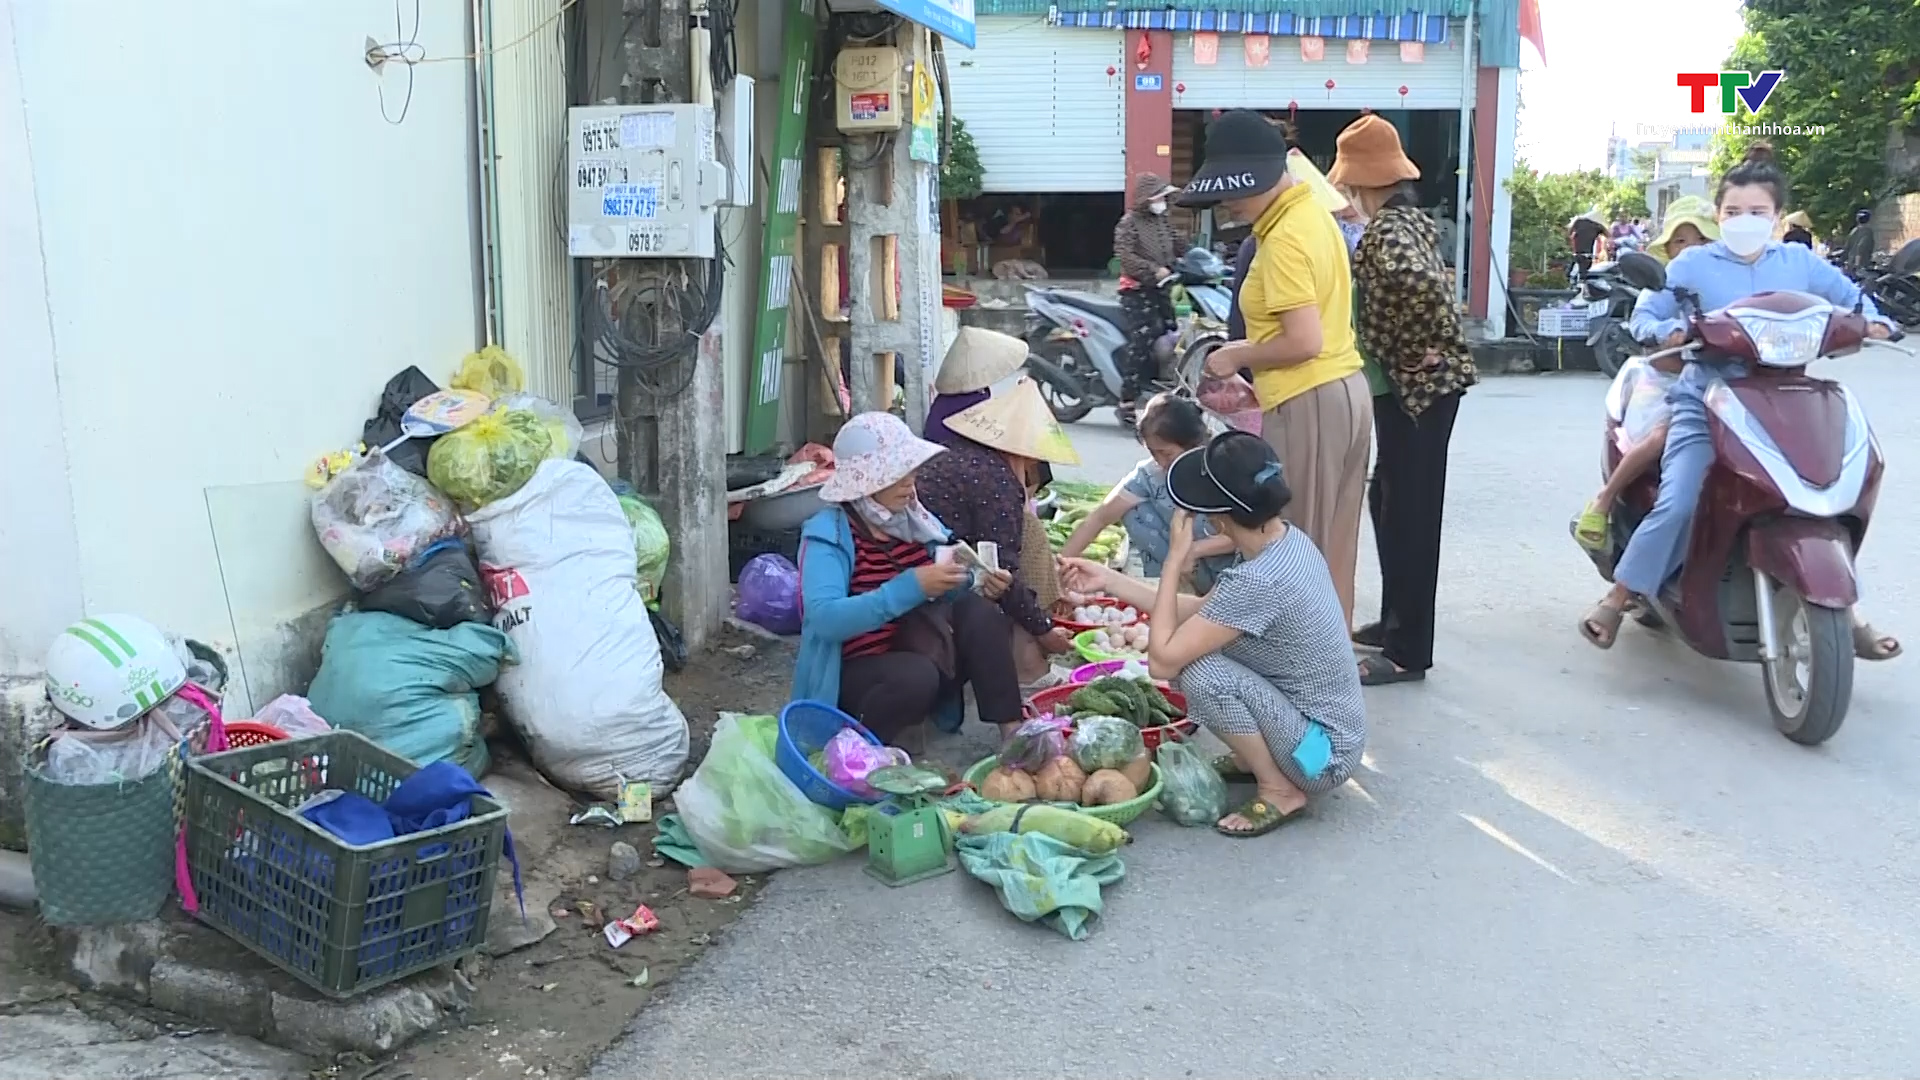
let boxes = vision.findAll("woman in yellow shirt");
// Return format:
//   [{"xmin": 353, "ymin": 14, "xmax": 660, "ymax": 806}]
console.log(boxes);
[{"xmin": 1182, "ymin": 109, "xmax": 1372, "ymax": 629}]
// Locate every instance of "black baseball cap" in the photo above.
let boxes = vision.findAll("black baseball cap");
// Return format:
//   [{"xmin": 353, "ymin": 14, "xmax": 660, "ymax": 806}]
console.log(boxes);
[
  {"xmin": 1166, "ymin": 430, "xmax": 1285, "ymax": 515},
  {"xmin": 1177, "ymin": 110, "xmax": 1289, "ymax": 208}
]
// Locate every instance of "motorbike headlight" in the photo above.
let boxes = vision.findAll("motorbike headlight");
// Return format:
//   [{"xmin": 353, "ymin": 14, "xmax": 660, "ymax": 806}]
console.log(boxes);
[{"xmin": 1732, "ymin": 307, "xmax": 1830, "ymax": 367}]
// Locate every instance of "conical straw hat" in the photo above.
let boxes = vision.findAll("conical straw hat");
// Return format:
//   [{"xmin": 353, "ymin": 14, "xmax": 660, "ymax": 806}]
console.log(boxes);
[
  {"xmin": 946, "ymin": 377, "xmax": 1082, "ymax": 466},
  {"xmin": 935, "ymin": 327, "xmax": 1028, "ymax": 395},
  {"xmin": 1287, "ymin": 149, "xmax": 1349, "ymax": 213}
]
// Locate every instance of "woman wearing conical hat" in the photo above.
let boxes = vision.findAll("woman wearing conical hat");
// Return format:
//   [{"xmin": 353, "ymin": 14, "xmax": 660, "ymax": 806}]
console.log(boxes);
[{"xmin": 918, "ymin": 328, "xmax": 1084, "ymax": 691}]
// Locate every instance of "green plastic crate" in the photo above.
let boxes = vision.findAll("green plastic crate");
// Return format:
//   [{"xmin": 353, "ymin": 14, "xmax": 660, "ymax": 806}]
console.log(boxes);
[{"xmin": 183, "ymin": 731, "xmax": 507, "ymax": 998}]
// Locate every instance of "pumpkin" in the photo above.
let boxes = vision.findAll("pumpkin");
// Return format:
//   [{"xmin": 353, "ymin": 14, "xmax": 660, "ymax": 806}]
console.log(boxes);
[
  {"xmin": 980, "ymin": 766, "xmax": 1037, "ymax": 803},
  {"xmin": 1080, "ymin": 769, "xmax": 1139, "ymax": 807},
  {"xmin": 1033, "ymin": 756, "xmax": 1088, "ymax": 803}
]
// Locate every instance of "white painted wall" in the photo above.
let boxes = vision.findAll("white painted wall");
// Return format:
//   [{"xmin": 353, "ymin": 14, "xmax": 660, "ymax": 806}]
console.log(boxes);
[
  {"xmin": 0, "ymin": 0, "xmax": 481, "ymax": 695},
  {"xmin": 1487, "ymin": 66, "xmax": 1518, "ymax": 338}
]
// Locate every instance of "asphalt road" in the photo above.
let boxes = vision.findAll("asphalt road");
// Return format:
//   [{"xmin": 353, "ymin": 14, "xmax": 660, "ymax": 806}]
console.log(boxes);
[{"xmin": 592, "ymin": 347, "xmax": 1920, "ymax": 1080}]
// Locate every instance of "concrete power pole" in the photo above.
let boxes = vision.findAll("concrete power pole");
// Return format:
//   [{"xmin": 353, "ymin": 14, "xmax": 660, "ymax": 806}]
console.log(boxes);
[
  {"xmin": 843, "ymin": 21, "xmax": 938, "ymax": 431},
  {"xmin": 617, "ymin": 0, "xmax": 728, "ymax": 650}
]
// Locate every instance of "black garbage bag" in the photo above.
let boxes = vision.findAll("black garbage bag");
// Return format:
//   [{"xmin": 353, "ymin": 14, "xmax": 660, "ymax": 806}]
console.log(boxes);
[
  {"xmin": 362, "ymin": 366, "xmax": 442, "ymax": 477},
  {"xmin": 649, "ymin": 608, "xmax": 688, "ymax": 673},
  {"xmin": 359, "ymin": 539, "xmax": 493, "ymax": 629}
]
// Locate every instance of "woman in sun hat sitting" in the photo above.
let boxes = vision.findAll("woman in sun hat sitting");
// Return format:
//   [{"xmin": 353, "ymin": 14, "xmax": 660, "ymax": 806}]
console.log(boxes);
[
  {"xmin": 1061, "ymin": 431, "xmax": 1365, "ymax": 838},
  {"xmin": 792, "ymin": 412, "xmax": 1024, "ymax": 748}
]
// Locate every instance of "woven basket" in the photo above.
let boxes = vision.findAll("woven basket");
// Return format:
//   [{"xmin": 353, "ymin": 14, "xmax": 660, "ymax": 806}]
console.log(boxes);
[{"xmin": 25, "ymin": 750, "xmax": 178, "ymax": 926}]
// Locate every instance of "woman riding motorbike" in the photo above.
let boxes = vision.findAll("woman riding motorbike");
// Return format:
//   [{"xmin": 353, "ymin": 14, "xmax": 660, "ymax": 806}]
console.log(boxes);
[{"xmin": 1577, "ymin": 144, "xmax": 1900, "ymax": 659}]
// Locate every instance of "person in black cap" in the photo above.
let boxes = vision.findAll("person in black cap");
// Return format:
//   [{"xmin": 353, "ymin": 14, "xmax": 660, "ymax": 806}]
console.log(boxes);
[
  {"xmin": 1177, "ymin": 109, "xmax": 1373, "ymax": 633},
  {"xmin": 1060, "ymin": 431, "xmax": 1366, "ymax": 837}
]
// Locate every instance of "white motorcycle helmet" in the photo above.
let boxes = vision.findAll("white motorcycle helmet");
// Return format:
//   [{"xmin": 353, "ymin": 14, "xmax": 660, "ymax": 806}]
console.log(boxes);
[{"xmin": 44, "ymin": 614, "xmax": 188, "ymax": 730}]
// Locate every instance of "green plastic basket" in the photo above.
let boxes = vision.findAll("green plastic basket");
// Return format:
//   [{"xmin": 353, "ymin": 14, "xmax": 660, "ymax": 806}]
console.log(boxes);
[
  {"xmin": 963, "ymin": 756, "xmax": 1162, "ymax": 827},
  {"xmin": 1073, "ymin": 628, "xmax": 1145, "ymax": 665},
  {"xmin": 184, "ymin": 731, "xmax": 508, "ymax": 999},
  {"xmin": 24, "ymin": 748, "xmax": 178, "ymax": 927}
]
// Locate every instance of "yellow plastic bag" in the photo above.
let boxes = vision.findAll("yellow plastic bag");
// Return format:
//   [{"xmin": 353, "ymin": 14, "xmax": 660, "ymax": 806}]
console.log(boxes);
[
  {"xmin": 449, "ymin": 346, "xmax": 525, "ymax": 399},
  {"xmin": 427, "ymin": 409, "xmax": 554, "ymax": 507}
]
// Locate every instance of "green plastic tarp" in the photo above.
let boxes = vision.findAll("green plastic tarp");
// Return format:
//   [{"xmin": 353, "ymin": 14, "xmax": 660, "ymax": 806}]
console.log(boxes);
[{"xmin": 955, "ymin": 832, "xmax": 1126, "ymax": 941}]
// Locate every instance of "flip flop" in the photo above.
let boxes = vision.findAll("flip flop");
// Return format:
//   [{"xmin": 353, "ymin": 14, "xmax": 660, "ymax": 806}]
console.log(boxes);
[
  {"xmin": 1853, "ymin": 623, "xmax": 1903, "ymax": 661},
  {"xmin": 1580, "ymin": 602, "xmax": 1625, "ymax": 649},
  {"xmin": 1211, "ymin": 754, "xmax": 1254, "ymax": 783},
  {"xmin": 1358, "ymin": 654, "xmax": 1426, "ymax": 685},
  {"xmin": 1571, "ymin": 503, "xmax": 1609, "ymax": 552},
  {"xmin": 1351, "ymin": 621, "xmax": 1387, "ymax": 650},
  {"xmin": 1214, "ymin": 797, "xmax": 1309, "ymax": 838}
]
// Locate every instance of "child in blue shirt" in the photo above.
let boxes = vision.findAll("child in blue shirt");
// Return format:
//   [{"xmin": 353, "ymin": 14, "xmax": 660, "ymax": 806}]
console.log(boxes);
[{"xmin": 1057, "ymin": 395, "xmax": 1237, "ymax": 592}]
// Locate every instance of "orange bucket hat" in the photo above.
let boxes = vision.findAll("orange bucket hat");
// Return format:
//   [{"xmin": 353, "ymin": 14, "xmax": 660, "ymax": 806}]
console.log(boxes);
[{"xmin": 1326, "ymin": 114, "xmax": 1421, "ymax": 190}]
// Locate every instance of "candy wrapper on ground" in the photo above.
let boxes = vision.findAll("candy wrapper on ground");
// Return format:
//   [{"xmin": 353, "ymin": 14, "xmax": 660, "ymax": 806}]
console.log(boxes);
[
  {"xmin": 311, "ymin": 452, "xmax": 461, "ymax": 591},
  {"xmin": 997, "ymin": 714, "xmax": 1071, "ymax": 772},
  {"xmin": 823, "ymin": 728, "xmax": 909, "ymax": 798}
]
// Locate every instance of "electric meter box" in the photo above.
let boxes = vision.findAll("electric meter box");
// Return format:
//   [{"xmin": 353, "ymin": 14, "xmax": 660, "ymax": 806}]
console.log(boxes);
[
  {"xmin": 834, "ymin": 46, "xmax": 905, "ymax": 133},
  {"xmin": 566, "ymin": 104, "xmax": 729, "ymax": 260}
]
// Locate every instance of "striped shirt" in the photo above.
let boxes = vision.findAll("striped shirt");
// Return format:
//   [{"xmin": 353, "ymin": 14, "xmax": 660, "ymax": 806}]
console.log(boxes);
[{"xmin": 842, "ymin": 532, "xmax": 932, "ymax": 659}]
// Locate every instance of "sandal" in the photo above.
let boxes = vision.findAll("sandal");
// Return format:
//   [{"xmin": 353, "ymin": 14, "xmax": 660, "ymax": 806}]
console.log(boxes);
[
  {"xmin": 1211, "ymin": 753, "xmax": 1254, "ymax": 783},
  {"xmin": 1358, "ymin": 654, "xmax": 1426, "ymax": 685},
  {"xmin": 1571, "ymin": 503, "xmax": 1609, "ymax": 552},
  {"xmin": 1853, "ymin": 623, "xmax": 1903, "ymax": 661},
  {"xmin": 1580, "ymin": 602, "xmax": 1626, "ymax": 649},
  {"xmin": 1351, "ymin": 621, "xmax": 1387, "ymax": 650},
  {"xmin": 1214, "ymin": 797, "xmax": 1310, "ymax": 838}
]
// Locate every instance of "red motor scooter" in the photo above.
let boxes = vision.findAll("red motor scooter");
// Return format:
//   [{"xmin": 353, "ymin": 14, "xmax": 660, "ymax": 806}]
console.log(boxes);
[{"xmin": 1579, "ymin": 252, "xmax": 1886, "ymax": 746}]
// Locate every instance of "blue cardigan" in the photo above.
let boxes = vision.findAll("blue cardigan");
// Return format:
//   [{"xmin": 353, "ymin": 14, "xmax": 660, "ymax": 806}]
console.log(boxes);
[{"xmin": 790, "ymin": 506, "xmax": 970, "ymax": 710}]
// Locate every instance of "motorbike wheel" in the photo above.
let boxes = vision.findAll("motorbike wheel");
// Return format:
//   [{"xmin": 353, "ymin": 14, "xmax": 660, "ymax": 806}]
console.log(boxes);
[
  {"xmin": 1024, "ymin": 341, "xmax": 1096, "ymax": 424},
  {"xmin": 1760, "ymin": 582, "xmax": 1853, "ymax": 746},
  {"xmin": 1592, "ymin": 320, "xmax": 1633, "ymax": 377}
]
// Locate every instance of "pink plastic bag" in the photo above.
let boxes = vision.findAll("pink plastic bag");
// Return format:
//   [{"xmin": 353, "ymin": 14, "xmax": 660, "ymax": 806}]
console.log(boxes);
[
  {"xmin": 996, "ymin": 714, "xmax": 1071, "ymax": 772},
  {"xmin": 824, "ymin": 728, "xmax": 908, "ymax": 798},
  {"xmin": 1197, "ymin": 374, "xmax": 1265, "ymax": 435}
]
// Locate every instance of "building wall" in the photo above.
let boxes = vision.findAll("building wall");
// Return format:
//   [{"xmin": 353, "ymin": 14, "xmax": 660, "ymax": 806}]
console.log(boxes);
[
  {"xmin": 1124, "ymin": 30, "xmax": 1175, "ymax": 188},
  {"xmin": 0, "ymin": 0, "xmax": 482, "ymax": 702}
]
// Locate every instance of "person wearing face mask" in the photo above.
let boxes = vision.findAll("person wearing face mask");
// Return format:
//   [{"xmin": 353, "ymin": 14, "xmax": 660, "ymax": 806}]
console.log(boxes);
[
  {"xmin": 1180, "ymin": 109, "xmax": 1372, "ymax": 631},
  {"xmin": 792, "ymin": 412, "xmax": 1026, "ymax": 749},
  {"xmin": 1578, "ymin": 143, "xmax": 1901, "ymax": 659},
  {"xmin": 1113, "ymin": 172, "xmax": 1185, "ymax": 420}
]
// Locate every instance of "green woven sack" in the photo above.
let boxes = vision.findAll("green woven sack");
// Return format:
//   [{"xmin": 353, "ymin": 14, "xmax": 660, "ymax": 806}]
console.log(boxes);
[{"xmin": 24, "ymin": 751, "xmax": 177, "ymax": 926}]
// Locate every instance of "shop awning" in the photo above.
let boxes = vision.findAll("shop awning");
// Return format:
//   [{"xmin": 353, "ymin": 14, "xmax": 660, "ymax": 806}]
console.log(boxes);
[
  {"xmin": 1053, "ymin": 10, "xmax": 1448, "ymax": 42},
  {"xmin": 973, "ymin": 0, "xmax": 1465, "ymax": 41}
]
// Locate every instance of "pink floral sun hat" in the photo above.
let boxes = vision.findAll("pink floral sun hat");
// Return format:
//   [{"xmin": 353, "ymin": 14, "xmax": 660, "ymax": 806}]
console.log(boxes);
[{"xmin": 819, "ymin": 412, "xmax": 947, "ymax": 503}]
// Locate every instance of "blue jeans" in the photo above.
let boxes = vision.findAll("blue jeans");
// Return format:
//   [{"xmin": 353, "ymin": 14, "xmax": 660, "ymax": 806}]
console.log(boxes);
[{"xmin": 1612, "ymin": 359, "xmax": 1744, "ymax": 597}]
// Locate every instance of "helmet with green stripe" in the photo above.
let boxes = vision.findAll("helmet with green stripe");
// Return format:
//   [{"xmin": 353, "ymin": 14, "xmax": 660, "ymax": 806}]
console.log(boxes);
[{"xmin": 44, "ymin": 614, "xmax": 187, "ymax": 730}]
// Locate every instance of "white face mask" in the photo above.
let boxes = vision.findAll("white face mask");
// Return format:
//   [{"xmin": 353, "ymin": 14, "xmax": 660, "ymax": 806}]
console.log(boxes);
[
  {"xmin": 1719, "ymin": 213, "xmax": 1774, "ymax": 257},
  {"xmin": 1149, "ymin": 200, "xmax": 1168, "ymax": 215}
]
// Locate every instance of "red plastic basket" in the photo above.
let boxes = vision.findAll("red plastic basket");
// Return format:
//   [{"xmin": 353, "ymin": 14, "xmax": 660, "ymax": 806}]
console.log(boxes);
[
  {"xmin": 1051, "ymin": 597, "xmax": 1148, "ymax": 634},
  {"xmin": 1023, "ymin": 684, "xmax": 1195, "ymax": 751},
  {"xmin": 220, "ymin": 721, "xmax": 289, "ymax": 748}
]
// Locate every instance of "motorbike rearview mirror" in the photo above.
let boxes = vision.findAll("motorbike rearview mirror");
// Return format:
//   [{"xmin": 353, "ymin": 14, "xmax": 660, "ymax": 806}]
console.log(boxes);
[{"xmin": 1617, "ymin": 252, "xmax": 1667, "ymax": 292}]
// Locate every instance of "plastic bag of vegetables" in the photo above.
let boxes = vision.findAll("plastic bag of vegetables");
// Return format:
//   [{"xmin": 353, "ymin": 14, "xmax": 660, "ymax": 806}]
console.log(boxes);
[
  {"xmin": 427, "ymin": 408, "xmax": 555, "ymax": 507},
  {"xmin": 998, "ymin": 714, "xmax": 1071, "ymax": 772},
  {"xmin": 1155, "ymin": 739, "xmax": 1228, "ymax": 827},
  {"xmin": 1068, "ymin": 716, "xmax": 1145, "ymax": 773}
]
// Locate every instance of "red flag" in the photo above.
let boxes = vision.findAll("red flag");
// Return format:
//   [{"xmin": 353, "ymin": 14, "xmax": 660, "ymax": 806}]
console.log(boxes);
[{"xmin": 1518, "ymin": 0, "xmax": 1546, "ymax": 63}]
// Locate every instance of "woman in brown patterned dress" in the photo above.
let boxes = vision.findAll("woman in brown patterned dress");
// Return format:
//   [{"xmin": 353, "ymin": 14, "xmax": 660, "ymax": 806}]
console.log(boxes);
[{"xmin": 1329, "ymin": 114, "xmax": 1478, "ymax": 686}]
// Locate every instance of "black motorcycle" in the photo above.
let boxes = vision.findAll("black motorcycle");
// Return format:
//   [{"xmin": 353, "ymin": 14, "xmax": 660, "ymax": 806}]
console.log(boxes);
[
  {"xmin": 1577, "ymin": 259, "xmax": 1640, "ymax": 376},
  {"xmin": 1847, "ymin": 239, "xmax": 1920, "ymax": 329}
]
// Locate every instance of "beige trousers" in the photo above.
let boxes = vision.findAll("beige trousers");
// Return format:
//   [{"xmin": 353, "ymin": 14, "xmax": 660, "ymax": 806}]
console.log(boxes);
[{"xmin": 1261, "ymin": 371, "xmax": 1374, "ymax": 628}]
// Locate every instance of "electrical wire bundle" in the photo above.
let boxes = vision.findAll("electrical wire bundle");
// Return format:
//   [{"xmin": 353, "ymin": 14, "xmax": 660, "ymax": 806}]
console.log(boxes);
[{"xmin": 583, "ymin": 223, "xmax": 726, "ymax": 399}]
